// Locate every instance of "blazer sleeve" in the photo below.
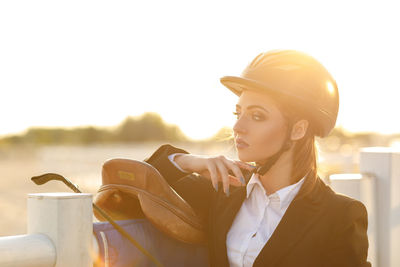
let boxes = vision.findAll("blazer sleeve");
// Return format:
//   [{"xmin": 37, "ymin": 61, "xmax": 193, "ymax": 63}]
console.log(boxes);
[
  {"xmin": 145, "ymin": 143, "xmax": 216, "ymax": 225},
  {"xmin": 324, "ymin": 200, "xmax": 371, "ymax": 267},
  {"xmin": 144, "ymin": 144, "xmax": 191, "ymax": 184}
]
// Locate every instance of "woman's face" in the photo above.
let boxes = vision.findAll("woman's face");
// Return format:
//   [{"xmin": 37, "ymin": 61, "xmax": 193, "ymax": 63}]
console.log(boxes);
[{"xmin": 233, "ymin": 90, "xmax": 288, "ymax": 164}]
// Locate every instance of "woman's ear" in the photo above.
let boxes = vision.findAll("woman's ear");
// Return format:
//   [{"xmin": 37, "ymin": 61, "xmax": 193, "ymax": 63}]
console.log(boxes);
[{"xmin": 290, "ymin": 120, "xmax": 309, "ymax": 141}]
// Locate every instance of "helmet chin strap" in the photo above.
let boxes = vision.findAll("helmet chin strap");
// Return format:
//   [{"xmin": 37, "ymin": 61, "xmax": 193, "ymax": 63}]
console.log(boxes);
[
  {"xmin": 253, "ymin": 140, "xmax": 292, "ymax": 176},
  {"xmin": 253, "ymin": 124, "xmax": 293, "ymax": 176}
]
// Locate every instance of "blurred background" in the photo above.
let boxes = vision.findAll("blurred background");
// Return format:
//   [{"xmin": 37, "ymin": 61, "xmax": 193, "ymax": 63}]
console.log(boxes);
[{"xmin": 0, "ymin": 0, "xmax": 399, "ymax": 237}]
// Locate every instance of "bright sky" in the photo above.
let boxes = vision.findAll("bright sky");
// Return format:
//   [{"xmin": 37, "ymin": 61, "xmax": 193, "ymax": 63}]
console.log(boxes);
[{"xmin": 1, "ymin": 0, "xmax": 399, "ymax": 140}]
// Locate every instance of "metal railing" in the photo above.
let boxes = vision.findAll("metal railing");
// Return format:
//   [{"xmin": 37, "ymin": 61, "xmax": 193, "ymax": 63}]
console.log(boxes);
[{"xmin": 0, "ymin": 193, "xmax": 93, "ymax": 267}]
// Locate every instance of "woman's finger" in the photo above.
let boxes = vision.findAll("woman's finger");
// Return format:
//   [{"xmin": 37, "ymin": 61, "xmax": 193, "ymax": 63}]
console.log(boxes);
[
  {"xmin": 206, "ymin": 162, "xmax": 219, "ymax": 192},
  {"xmin": 228, "ymin": 175, "xmax": 244, "ymax": 187},
  {"xmin": 224, "ymin": 160, "xmax": 246, "ymax": 185},
  {"xmin": 215, "ymin": 159, "xmax": 230, "ymax": 196},
  {"xmin": 235, "ymin": 160, "xmax": 256, "ymax": 171}
]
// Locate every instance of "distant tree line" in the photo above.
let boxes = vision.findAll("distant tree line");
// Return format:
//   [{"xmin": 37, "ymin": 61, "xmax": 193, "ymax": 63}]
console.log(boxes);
[{"xmin": 0, "ymin": 112, "xmax": 189, "ymax": 146}]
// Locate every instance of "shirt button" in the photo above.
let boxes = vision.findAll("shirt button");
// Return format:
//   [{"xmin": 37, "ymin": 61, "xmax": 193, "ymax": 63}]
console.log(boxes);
[{"xmin": 252, "ymin": 233, "xmax": 257, "ymax": 238}]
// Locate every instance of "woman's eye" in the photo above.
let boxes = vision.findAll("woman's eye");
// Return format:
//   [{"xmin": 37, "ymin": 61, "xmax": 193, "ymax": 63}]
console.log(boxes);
[
  {"xmin": 232, "ymin": 111, "xmax": 240, "ymax": 119},
  {"xmin": 252, "ymin": 113, "xmax": 264, "ymax": 121}
]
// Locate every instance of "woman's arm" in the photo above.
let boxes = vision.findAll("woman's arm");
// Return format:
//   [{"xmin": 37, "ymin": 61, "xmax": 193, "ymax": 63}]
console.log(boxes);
[
  {"xmin": 144, "ymin": 144, "xmax": 252, "ymax": 224},
  {"xmin": 144, "ymin": 144, "xmax": 191, "ymax": 184},
  {"xmin": 144, "ymin": 144, "xmax": 215, "ymax": 226},
  {"xmin": 145, "ymin": 144, "xmax": 252, "ymax": 195}
]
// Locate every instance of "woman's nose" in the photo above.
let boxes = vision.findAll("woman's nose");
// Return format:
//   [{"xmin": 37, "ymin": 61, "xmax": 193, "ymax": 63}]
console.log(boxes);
[{"xmin": 233, "ymin": 117, "xmax": 247, "ymax": 135}]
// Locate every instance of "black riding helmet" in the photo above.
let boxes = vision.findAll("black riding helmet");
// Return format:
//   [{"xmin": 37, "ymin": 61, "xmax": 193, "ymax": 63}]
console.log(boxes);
[{"xmin": 220, "ymin": 50, "xmax": 339, "ymax": 175}]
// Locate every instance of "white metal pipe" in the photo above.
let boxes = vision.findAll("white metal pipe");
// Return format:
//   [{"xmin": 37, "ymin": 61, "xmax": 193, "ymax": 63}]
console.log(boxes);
[
  {"xmin": 28, "ymin": 192, "xmax": 93, "ymax": 267},
  {"xmin": 0, "ymin": 233, "xmax": 56, "ymax": 267}
]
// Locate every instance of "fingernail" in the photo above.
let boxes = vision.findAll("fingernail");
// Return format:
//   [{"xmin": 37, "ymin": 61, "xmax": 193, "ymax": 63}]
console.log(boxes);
[
  {"xmin": 225, "ymin": 187, "xmax": 230, "ymax": 197},
  {"xmin": 240, "ymin": 176, "xmax": 245, "ymax": 184},
  {"xmin": 215, "ymin": 183, "xmax": 218, "ymax": 192}
]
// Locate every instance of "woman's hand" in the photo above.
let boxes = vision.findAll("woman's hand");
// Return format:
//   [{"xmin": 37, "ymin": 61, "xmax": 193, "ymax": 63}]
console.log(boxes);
[{"xmin": 174, "ymin": 154, "xmax": 255, "ymax": 196}]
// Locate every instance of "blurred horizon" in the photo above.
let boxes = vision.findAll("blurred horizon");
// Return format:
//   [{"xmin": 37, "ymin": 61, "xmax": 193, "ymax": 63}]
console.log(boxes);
[
  {"xmin": 1, "ymin": 111, "xmax": 400, "ymax": 150},
  {"xmin": 2, "ymin": 113, "xmax": 400, "ymax": 142}
]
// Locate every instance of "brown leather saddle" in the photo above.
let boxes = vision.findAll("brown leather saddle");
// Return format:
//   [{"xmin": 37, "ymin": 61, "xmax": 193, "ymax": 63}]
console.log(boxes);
[{"xmin": 94, "ymin": 158, "xmax": 205, "ymax": 244}]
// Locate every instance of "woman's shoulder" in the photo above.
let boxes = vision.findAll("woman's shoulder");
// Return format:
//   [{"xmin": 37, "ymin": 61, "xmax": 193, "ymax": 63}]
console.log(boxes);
[{"xmin": 317, "ymin": 177, "xmax": 368, "ymax": 217}]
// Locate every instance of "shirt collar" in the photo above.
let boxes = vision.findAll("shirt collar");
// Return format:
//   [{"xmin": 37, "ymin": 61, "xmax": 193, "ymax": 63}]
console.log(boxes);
[
  {"xmin": 246, "ymin": 173, "xmax": 265, "ymax": 198},
  {"xmin": 246, "ymin": 173, "xmax": 306, "ymax": 208}
]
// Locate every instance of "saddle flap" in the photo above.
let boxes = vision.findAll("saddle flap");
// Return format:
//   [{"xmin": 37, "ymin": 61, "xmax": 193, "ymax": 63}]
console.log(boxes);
[{"xmin": 94, "ymin": 158, "xmax": 206, "ymax": 244}]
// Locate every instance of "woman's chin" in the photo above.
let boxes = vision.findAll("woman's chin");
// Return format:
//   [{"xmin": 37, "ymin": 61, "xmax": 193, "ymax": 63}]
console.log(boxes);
[
  {"xmin": 237, "ymin": 152, "xmax": 255, "ymax": 163},
  {"xmin": 237, "ymin": 151, "xmax": 267, "ymax": 164}
]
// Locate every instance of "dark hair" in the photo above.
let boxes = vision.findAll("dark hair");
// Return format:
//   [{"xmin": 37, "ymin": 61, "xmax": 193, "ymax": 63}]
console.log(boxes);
[
  {"xmin": 279, "ymin": 104, "xmax": 318, "ymax": 184},
  {"xmin": 291, "ymin": 127, "xmax": 317, "ymax": 183}
]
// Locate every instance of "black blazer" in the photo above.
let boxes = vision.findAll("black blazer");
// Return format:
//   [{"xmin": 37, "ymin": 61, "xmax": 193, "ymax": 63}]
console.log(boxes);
[{"xmin": 145, "ymin": 144, "xmax": 371, "ymax": 267}]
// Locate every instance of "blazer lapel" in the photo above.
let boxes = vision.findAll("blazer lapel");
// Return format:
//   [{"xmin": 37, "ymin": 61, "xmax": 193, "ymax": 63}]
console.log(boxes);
[
  {"xmin": 218, "ymin": 186, "xmax": 247, "ymax": 233},
  {"xmin": 212, "ymin": 186, "xmax": 246, "ymax": 266},
  {"xmin": 253, "ymin": 174, "xmax": 327, "ymax": 266}
]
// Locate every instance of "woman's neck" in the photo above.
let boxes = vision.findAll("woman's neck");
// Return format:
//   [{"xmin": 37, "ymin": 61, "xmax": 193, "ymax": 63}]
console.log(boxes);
[{"xmin": 258, "ymin": 150, "xmax": 294, "ymax": 196}]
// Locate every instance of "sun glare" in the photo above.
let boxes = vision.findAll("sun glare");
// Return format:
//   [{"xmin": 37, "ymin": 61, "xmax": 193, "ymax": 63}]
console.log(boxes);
[{"xmin": 326, "ymin": 81, "xmax": 335, "ymax": 95}]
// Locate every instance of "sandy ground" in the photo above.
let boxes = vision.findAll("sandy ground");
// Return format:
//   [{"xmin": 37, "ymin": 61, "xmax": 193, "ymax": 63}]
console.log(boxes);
[{"xmin": 0, "ymin": 142, "xmax": 356, "ymax": 236}]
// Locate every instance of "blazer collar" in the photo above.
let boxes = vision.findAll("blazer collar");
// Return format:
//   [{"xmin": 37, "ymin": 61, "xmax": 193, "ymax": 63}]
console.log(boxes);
[
  {"xmin": 216, "ymin": 184, "xmax": 246, "ymax": 230},
  {"xmin": 253, "ymin": 171, "xmax": 327, "ymax": 266},
  {"xmin": 212, "ymin": 185, "xmax": 246, "ymax": 266}
]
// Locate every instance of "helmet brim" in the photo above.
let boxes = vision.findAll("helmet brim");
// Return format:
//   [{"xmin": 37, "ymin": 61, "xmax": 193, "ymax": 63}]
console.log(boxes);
[{"xmin": 220, "ymin": 75, "xmax": 278, "ymax": 97}]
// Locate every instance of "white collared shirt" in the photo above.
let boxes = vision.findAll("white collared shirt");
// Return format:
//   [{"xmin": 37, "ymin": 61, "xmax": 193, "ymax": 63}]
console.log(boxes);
[
  {"xmin": 226, "ymin": 173, "xmax": 305, "ymax": 267},
  {"xmin": 168, "ymin": 154, "xmax": 305, "ymax": 267}
]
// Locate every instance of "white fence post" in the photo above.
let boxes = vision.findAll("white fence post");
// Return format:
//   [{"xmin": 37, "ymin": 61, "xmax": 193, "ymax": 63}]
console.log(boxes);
[
  {"xmin": 359, "ymin": 147, "xmax": 400, "ymax": 267},
  {"xmin": 28, "ymin": 192, "xmax": 93, "ymax": 267}
]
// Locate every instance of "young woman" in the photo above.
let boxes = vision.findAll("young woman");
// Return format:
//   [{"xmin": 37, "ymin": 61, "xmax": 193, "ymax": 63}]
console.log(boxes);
[{"xmin": 143, "ymin": 50, "xmax": 371, "ymax": 267}]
